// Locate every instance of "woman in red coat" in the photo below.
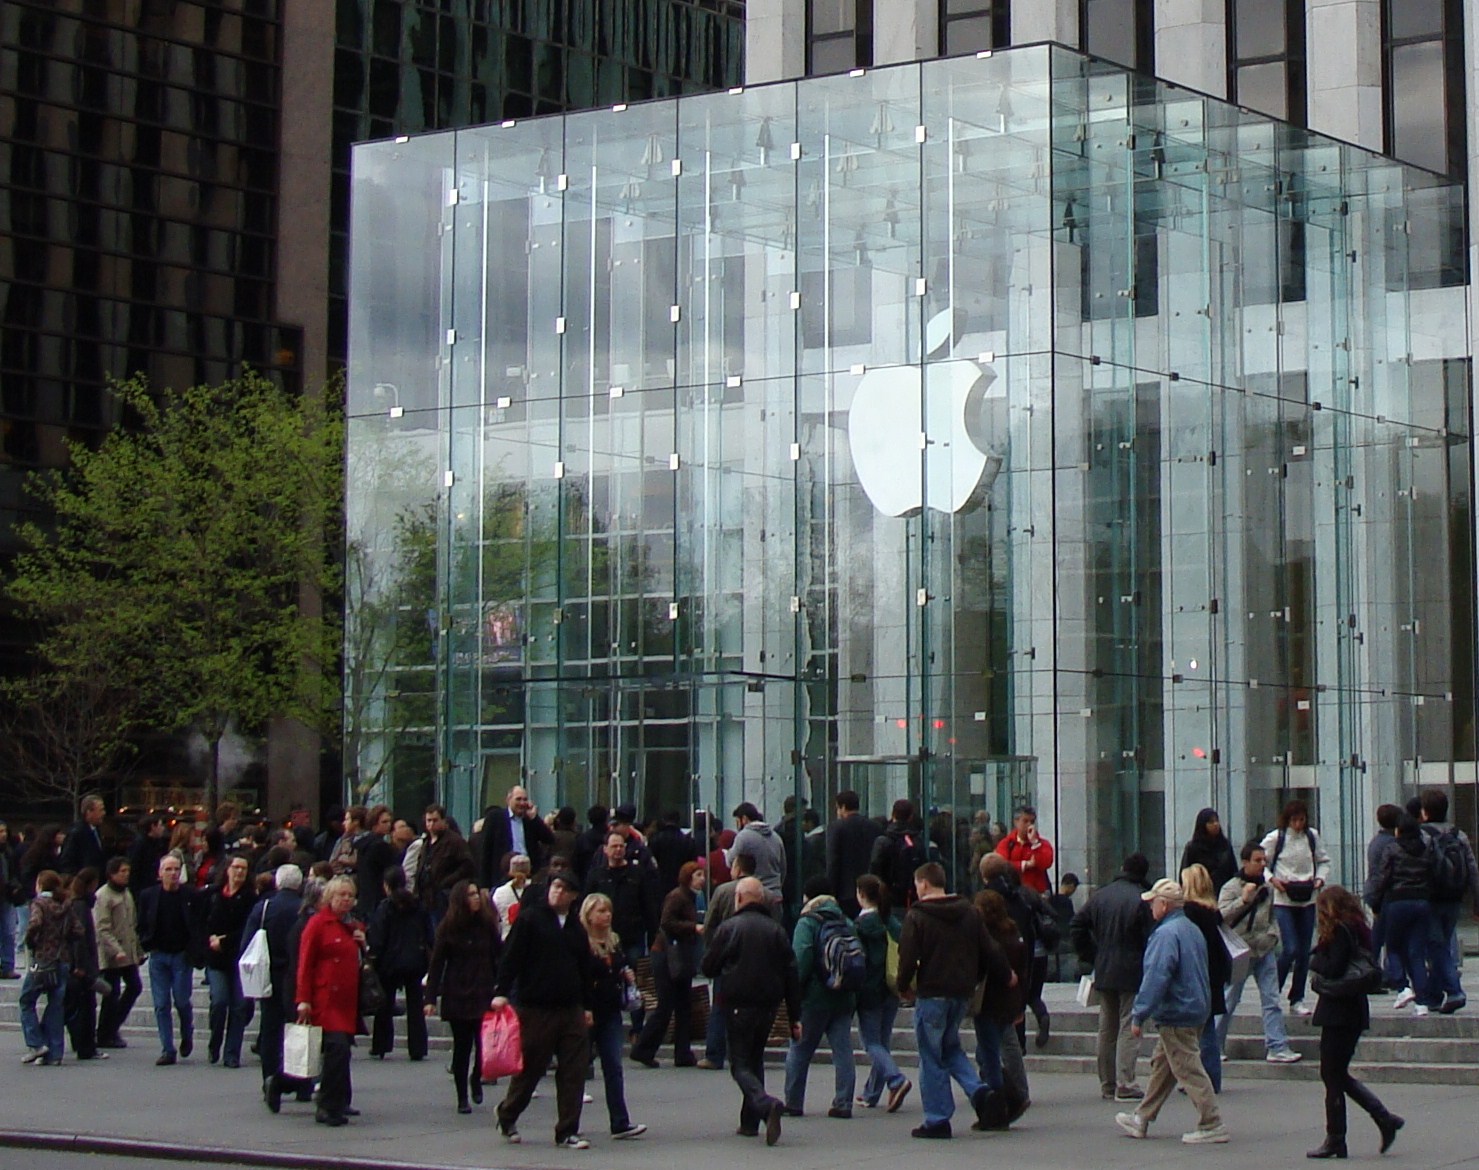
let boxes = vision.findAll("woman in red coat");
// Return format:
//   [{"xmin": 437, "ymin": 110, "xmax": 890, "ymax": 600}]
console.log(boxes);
[{"xmin": 295, "ymin": 876, "xmax": 364, "ymax": 1127}]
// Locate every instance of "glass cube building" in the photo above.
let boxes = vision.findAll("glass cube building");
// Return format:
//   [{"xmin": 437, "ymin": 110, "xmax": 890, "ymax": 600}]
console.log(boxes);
[{"xmin": 345, "ymin": 44, "xmax": 1473, "ymax": 887}]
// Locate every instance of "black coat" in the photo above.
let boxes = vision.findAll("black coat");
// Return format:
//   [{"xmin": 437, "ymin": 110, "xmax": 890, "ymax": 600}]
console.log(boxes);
[
  {"xmin": 571, "ymin": 824, "xmax": 608, "ymax": 884},
  {"xmin": 826, "ymin": 813, "xmax": 883, "ymax": 917},
  {"xmin": 204, "ymin": 884, "xmax": 257, "ymax": 971},
  {"xmin": 368, "ymin": 893, "xmax": 435, "ymax": 979},
  {"xmin": 1180, "ymin": 835, "xmax": 1238, "ymax": 894},
  {"xmin": 1069, "ymin": 874, "xmax": 1152, "ymax": 993},
  {"xmin": 355, "ymin": 833, "xmax": 397, "ymax": 917},
  {"xmin": 1182, "ymin": 901, "xmax": 1229, "ymax": 1016},
  {"xmin": 427, "ymin": 917, "xmax": 501, "ymax": 1021},
  {"xmin": 649, "ymin": 824, "xmax": 700, "ymax": 893},
  {"xmin": 1311, "ymin": 922, "xmax": 1372, "ymax": 1031},
  {"xmin": 586, "ymin": 861, "xmax": 660, "ymax": 948},
  {"xmin": 137, "ymin": 883, "xmax": 205, "ymax": 964},
  {"xmin": 60, "ymin": 821, "xmax": 106, "ymax": 877},
  {"xmin": 478, "ymin": 808, "xmax": 554, "ymax": 889},
  {"xmin": 589, "ymin": 945, "xmax": 632, "ymax": 1017},
  {"xmin": 701, "ymin": 900, "xmax": 800, "ymax": 1017},
  {"xmin": 494, "ymin": 897, "xmax": 592, "ymax": 1010},
  {"xmin": 1375, "ymin": 834, "xmax": 1433, "ymax": 905}
]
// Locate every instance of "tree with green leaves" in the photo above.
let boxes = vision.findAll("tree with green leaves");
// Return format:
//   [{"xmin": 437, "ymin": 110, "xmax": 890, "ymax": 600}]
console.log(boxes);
[{"xmin": 6, "ymin": 372, "xmax": 343, "ymax": 812}]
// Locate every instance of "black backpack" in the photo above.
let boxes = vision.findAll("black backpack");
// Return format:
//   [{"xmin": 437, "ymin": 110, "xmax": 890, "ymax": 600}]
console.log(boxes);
[{"xmin": 1426, "ymin": 826, "xmax": 1468, "ymax": 901}]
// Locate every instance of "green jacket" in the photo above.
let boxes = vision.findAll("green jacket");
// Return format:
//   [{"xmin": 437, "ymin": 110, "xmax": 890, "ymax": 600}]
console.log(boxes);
[
  {"xmin": 854, "ymin": 907, "xmax": 900, "ymax": 1009},
  {"xmin": 792, "ymin": 895, "xmax": 858, "ymax": 1015}
]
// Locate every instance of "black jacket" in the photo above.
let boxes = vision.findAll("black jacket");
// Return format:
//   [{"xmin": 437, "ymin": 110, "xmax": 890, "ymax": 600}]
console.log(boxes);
[
  {"xmin": 1069, "ymin": 874, "xmax": 1152, "ymax": 993},
  {"xmin": 368, "ymin": 893, "xmax": 435, "ymax": 979},
  {"xmin": 586, "ymin": 861, "xmax": 660, "ymax": 948},
  {"xmin": 494, "ymin": 897, "xmax": 592, "ymax": 1010},
  {"xmin": 137, "ymin": 883, "xmax": 205, "ymax": 963},
  {"xmin": 416, "ymin": 831, "xmax": 475, "ymax": 915},
  {"xmin": 203, "ymin": 885, "xmax": 257, "ymax": 971},
  {"xmin": 826, "ymin": 813, "xmax": 883, "ymax": 917},
  {"xmin": 1180, "ymin": 835, "xmax": 1238, "ymax": 895},
  {"xmin": 354, "ymin": 832, "xmax": 397, "ymax": 917},
  {"xmin": 1311, "ymin": 921, "xmax": 1373, "ymax": 1031},
  {"xmin": 589, "ymin": 945, "xmax": 633, "ymax": 1017},
  {"xmin": 426, "ymin": 917, "xmax": 501, "ymax": 1021},
  {"xmin": 126, "ymin": 835, "xmax": 168, "ymax": 896},
  {"xmin": 1375, "ymin": 833, "xmax": 1433, "ymax": 905},
  {"xmin": 60, "ymin": 821, "xmax": 106, "ymax": 877},
  {"xmin": 649, "ymin": 824, "xmax": 700, "ymax": 893},
  {"xmin": 479, "ymin": 808, "xmax": 554, "ymax": 889},
  {"xmin": 572, "ymin": 824, "xmax": 609, "ymax": 884},
  {"xmin": 701, "ymin": 900, "xmax": 800, "ymax": 1017},
  {"xmin": 1182, "ymin": 901, "xmax": 1229, "ymax": 1016}
]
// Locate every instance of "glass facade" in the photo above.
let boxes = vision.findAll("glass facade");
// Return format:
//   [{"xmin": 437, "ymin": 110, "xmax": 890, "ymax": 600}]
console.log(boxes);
[{"xmin": 346, "ymin": 45, "xmax": 1473, "ymax": 891}]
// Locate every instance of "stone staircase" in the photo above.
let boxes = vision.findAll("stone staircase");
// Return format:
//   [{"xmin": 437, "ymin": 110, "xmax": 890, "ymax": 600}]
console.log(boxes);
[{"xmin": 5, "ymin": 976, "xmax": 1477, "ymax": 1085}]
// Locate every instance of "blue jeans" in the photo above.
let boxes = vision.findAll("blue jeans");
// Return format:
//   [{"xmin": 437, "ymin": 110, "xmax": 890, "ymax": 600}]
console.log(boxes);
[
  {"xmin": 19, "ymin": 969, "xmax": 65, "ymax": 1057},
  {"xmin": 1380, "ymin": 899, "xmax": 1431, "ymax": 1006},
  {"xmin": 1218, "ymin": 950, "xmax": 1292, "ymax": 1055},
  {"xmin": 859, "ymin": 997, "xmax": 904, "ymax": 1104},
  {"xmin": 914, "ymin": 996, "xmax": 983, "ymax": 1127},
  {"xmin": 1199, "ymin": 1016, "xmax": 1221, "ymax": 1092},
  {"xmin": 206, "ymin": 965, "xmax": 249, "ymax": 1064},
  {"xmin": 0, "ymin": 900, "xmax": 15, "ymax": 973},
  {"xmin": 1424, "ymin": 900, "xmax": 1464, "ymax": 1008},
  {"xmin": 973, "ymin": 1012, "xmax": 1004, "ymax": 1092},
  {"xmin": 149, "ymin": 950, "xmax": 195, "ymax": 1057},
  {"xmin": 591, "ymin": 1010, "xmax": 633, "ymax": 1132},
  {"xmin": 783, "ymin": 1005, "xmax": 856, "ymax": 1112},
  {"xmin": 1275, "ymin": 903, "xmax": 1317, "ymax": 1006},
  {"xmin": 703, "ymin": 976, "xmax": 727, "ymax": 1066},
  {"xmin": 1372, "ymin": 913, "xmax": 1406, "ymax": 989}
]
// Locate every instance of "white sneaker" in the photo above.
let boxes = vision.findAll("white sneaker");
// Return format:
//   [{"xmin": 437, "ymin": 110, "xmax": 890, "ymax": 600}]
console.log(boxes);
[
  {"xmin": 582, "ymin": 1092, "xmax": 593, "ymax": 1104},
  {"xmin": 1393, "ymin": 988, "xmax": 1417, "ymax": 1010},
  {"xmin": 1182, "ymin": 1124, "xmax": 1230, "ymax": 1144},
  {"xmin": 1412, "ymin": 1005, "xmax": 1429, "ymax": 1018},
  {"xmin": 1115, "ymin": 1111, "xmax": 1148, "ymax": 1139},
  {"xmin": 1292, "ymin": 1002, "xmax": 1314, "ymax": 1017},
  {"xmin": 557, "ymin": 1135, "xmax": 592, "ymax": 1150},
  {"xmin": 1266, "ymin": 1049, "xmax": 1303, "ymax": 1064},
  {"xmin": 613, "ymin": 1124, "xmax": 647, "ymax": 1140}
]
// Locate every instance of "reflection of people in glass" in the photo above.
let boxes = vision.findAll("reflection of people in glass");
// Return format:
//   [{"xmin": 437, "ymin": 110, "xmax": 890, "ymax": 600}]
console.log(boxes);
[{"xmin": 484, "ymin": 605, "xmax": 520, "ymax": 664}]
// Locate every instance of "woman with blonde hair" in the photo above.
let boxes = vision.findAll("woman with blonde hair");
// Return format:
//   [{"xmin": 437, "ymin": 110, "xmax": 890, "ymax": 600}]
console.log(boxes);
[
  {"xmin": 1180, "ymin": 863, "xmax": 1230, "ymax": 1092},
  {"xmin": 579, "ymin": 892, "xmax": 646, "ymax": 1138},
  {"xmin": 1306, "ymin": 886, "xmax": 1402, "ymax": 1158},
  {"xmin": 295, "ymin": 875, "xmax": 365, "ymax": 1127}
]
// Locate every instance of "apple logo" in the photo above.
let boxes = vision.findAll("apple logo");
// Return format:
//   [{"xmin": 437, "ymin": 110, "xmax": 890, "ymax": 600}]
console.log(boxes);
[{"xmin": 847, "ymin": 308, "xmax": 1004, "ymax": 517}]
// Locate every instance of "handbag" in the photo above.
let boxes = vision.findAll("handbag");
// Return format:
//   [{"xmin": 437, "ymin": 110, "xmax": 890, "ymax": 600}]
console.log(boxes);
[
  {"xmin": 1283, "ymin": 880, "xmax": 1317, "ymax": 904},
  {"xmin": 283, "ymin": 1022, "xmax": 323, "ymax": 1080},
  {"xmin": 664, "ymin": 932, "xmax": 701, "ymax": 983},
  {"xmin": 480, "ymin": 1004, "xmax": 524, "ymax": 1081},
  {"xmin": 1311, "ymin": 946, "xmax": 1383, "ymax": 1000},
  {"xmin": 27, "ymin": 959, "xmax": 61, "ymax": 993},
  {"xmin": 621, "ymin": 979, "xmax": 644, "ymax": 1013},
  {"xmin": 237, "ymin": 928, "xmax": 272, "ymax": 999},
  {"xmin": 358, "ymin": 957, "xmax": 389, "ymax": 1016}
]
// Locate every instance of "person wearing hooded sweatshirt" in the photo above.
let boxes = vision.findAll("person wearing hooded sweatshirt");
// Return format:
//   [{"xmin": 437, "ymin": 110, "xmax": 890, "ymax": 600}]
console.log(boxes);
[
  {"xmin": 1371, "ymin": 814, "xmax": 1434, "ymax": 1018},
  {"xmin": 783, "ymin": 876, "xmax": 859, "ymax": 1118},
  {"xmin": 1180, "ymin": 809, "xmax": 1238, "ymax": 895},
  {"xmin": 896, "ymin": 861, "xmax": 1011, "ymax": 1139},
  {"xmin": 726, "ymin": 803, "xmax": 786, "ymax": 910}
]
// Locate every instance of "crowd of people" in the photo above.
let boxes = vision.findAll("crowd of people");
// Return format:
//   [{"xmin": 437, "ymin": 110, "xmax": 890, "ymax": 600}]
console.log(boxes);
[{"xmin": 2, "ymin": 786, "xmax": 1476, "ymax": 1154}]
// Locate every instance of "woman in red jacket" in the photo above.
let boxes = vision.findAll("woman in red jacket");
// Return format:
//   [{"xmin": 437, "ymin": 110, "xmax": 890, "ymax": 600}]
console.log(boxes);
[{"xmin": 295, "ymin": 875, "xmax": 364, "ymax": 1127}]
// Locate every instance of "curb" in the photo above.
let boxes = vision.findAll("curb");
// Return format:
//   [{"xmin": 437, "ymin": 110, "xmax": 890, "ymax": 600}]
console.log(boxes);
[{"xmin": 0, "ymin": 1130, "xmax": 460, "ymax": 1170}]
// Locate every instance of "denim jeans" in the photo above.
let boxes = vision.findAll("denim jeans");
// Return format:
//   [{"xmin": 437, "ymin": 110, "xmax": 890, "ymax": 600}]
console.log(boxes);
[
  {"xmin": 206, "ymin": 966, "xmax": 249, "ymax": 1064},
  {"xmin": 1382, "ymin": 899, "xmax": 1431, "ymax": 1005},
  {"xmin": 783, "ymin": 1005, "xmax": 856, "ymax": 1112},
  {"xmin": 1218, "ymin": 950, "xmax": 1292, "ymax": 1055},
  {"xmin": 19, "ymin": 969, "xmax": 65, "ymax": 1057},
  {"xmin": 0, "ymin": 900, "xmax": 15, "ymax": 973},
  {"xmin": 1424, "ymin": 899, "xmax": 1464, "ymax": 1008},
  {"xmin": 591, "ymin": 1009, "xmax": 633, "ymax": 1132},
  {"xmin": 1275, "ymin": 903, "xmax": 1317, "ymax": 1006},
  {"xmin": 973, "ymin": 1012, "xmax": 1004, "ymax": 1092},
  {"xmin": 858, "ymin": 997, "xmax": 903, "ymax": 1105},
  {"xmin": 1372, "ymin": 912, "xmax": 1406, "ymax": 989},
  {"xmin": 703, "ymin": 976, "xmax": 727, "ymax": 1066},
  {"xmin": 1199, "ymin": 1016, "xmax": 1222, "ymax": 1092},
  {"xmin": 914, "ymin": 996, "xmax": 983, "ymax": 1127},
  {"xmin": 148, "ymin": 950, "xmax": 195, "ymax": 1057}
]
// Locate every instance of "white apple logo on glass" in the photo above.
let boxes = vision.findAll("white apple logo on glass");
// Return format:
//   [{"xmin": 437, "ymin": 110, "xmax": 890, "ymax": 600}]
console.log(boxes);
[{"xmin": 848, "ymin": 308, "xmax": 1004, "ymax": 517}]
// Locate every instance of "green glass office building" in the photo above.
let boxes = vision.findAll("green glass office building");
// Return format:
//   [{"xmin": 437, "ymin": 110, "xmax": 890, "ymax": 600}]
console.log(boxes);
[{"xmin": 345, "ymin": 44, "xmax": 1472, "ymax": 885}]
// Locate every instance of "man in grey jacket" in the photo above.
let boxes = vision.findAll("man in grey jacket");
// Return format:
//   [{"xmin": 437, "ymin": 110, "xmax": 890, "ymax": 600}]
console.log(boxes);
[
  {"xmin": 727, "ymin": 803, "xmax": 786, "ymax": 909},
  {"xmin": 1070, "ymin": 853, "xmax": 1152, "ymax": 1101},
  {"xmin": 1216, "ymin": 842, "xmax": 1300, "ymax": 1063},
  {"xmin": 1116, "ymin": 879, "xmax": 1228, "ymax": 1145}
]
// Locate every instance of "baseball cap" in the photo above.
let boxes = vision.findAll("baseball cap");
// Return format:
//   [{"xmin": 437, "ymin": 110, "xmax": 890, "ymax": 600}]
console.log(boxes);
[{"xmin": 1142, "ymin": 878, "xmax": 1184, "ymax": 904}]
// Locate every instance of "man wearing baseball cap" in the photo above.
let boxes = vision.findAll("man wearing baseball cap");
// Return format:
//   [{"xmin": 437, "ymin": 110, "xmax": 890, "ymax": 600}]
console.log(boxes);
[{"xmin": 1115, "ymin": 878, "xmax": 1229, "ymax": 1145}]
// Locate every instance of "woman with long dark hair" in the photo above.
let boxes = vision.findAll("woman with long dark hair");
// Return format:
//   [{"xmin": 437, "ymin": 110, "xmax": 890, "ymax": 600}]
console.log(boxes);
[
  {"xmin": 1306, "ymin": 885, "xmax": 1403, "ymax": 1159},
  {"xmin": 579, "ymin": 892, "xmax": 647, "ymax": 1138},
  {"xmin": 425, "ymin": 878, "xmax": 501, "ymax": 1113},
  {"xmin": 1180, "ymin": 809, "xmax": 1237, "ymax": 894},
  {"xmin": 972, "ymin": 888, "xmax": 1032, "ymax": 1126},
  {"xmin": 205, "ymin": 854, "xmax": 256, "ymax": 1067},
  {"xmin": 1260, "ymin": 799, "xmax": 1330, "ymax": 1017},
  {"xmin": 64, "ymin": 867, "xmax": 103, "ymax": 1061},
  {"xmin": 367, "ymin": 865, "xmax": 433, "ymax": 1060},
  {"xmin": 20, "ymin": 869, "xmax": 80, "ymax": 1065},
  {"xmin": 854, "ymin": 874, "xmax": 910, "ymax": 1111},
  {"xmin": 630, "ymin": 860, "xmax": 704, "ymax": 1068}
]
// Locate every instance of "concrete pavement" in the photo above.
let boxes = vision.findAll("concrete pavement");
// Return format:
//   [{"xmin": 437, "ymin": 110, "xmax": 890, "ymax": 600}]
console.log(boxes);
[{"xmin": 1, "ymin": 1034, "xmax": 1477, "ymax": 1170}]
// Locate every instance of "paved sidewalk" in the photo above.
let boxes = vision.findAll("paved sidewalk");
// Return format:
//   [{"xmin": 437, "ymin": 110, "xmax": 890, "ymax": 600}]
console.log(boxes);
[{"xmin": 1, "ymin": 1039, "xmax": 1476, "ymax": 1170}]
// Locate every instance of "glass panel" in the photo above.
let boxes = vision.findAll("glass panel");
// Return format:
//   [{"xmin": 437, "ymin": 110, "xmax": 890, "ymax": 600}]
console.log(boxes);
[
  {"xmin": 1388, "ymin": 0, "xmax": 1444, "ymax": 39},
  {"xmin": 944, "ymin": 16, "xmax": 995, "ymax": 55},
  {"xmin": 1233, "ymin": 0, "xmax": 1287, "ymax": 58},
  {"xmin": 1236, "ymin": 61, "xmax": 1288, "ymax": 120},
  {"xmin": 1083, "ymin": 0, "xmax": 1138, "ymax": 68},
  {"xmin": 810, "ymin": 0, "xmax": 857, "ymax": 36},
  {"xmin": 809, "ymin": 35, "xmax": 858, "ymax": 75},
  {"xmin": 1389, "ymin": 41, "xmax": 1448, "ymax": 172}
]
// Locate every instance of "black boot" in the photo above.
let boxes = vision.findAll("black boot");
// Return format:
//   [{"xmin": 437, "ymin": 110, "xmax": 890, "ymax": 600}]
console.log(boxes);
[
  {"xmin": 1376, "ymin": 1114, "xmax": 1404, "ymax": 1154},
  {"xmin": 1307, "ymin": 1138, "xmax": 1348, "ymax": 1159}
]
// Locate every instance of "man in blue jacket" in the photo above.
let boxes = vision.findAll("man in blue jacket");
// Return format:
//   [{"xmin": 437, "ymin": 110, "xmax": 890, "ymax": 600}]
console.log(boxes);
[{"xmin": 1115, "ymin": 878, "xmax": 1228, "ymax": 1145}]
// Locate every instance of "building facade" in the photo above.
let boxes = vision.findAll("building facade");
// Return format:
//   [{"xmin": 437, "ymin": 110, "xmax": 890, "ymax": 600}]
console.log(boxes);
[{"xmin": 345, "ymin": 40, "xmax": 1473, "ymax": 887}]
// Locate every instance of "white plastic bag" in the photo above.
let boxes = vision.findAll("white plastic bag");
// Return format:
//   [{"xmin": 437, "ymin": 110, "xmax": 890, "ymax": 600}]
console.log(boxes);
[
  {"xmin": 237, "ymin": 928, "xmax": 271, "ymax": 999},
  {"xmin": 283, "ymin": 1022, "xmax": 323, "ymax": 1080},
  {"xmin": 1076, "ymin": 974, "xmax": 1099, "ymax": 1008}
]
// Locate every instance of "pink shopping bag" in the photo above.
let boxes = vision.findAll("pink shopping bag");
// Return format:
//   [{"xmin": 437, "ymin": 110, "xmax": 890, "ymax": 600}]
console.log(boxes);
[{"xmin": 480, "ymin": 1004, "xmax": 524, "ymax": 1081}]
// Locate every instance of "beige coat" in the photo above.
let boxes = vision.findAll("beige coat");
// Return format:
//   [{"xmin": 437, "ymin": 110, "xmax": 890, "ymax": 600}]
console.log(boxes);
[{"xmin": 94, "ymin": 880, "xmax": 144, "ymax": 969}]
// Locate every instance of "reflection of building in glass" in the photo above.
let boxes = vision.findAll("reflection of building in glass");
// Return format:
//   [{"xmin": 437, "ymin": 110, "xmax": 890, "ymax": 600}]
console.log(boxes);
[{"xmin": 346, "ymin": 44, "xmax": 1473, "ymax": 892}]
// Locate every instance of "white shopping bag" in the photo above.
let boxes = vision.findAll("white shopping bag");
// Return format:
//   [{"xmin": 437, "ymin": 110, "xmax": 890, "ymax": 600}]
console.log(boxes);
[
  {"xmin": 237, "ymin": 928, "xmax": 272, "ymax": 999},
  {"xmin": 283, "ymin": 1023, "xmax": 323, "ymax": 1080},
  {"xmin": 1076, "ymin": 974, "xmax": 1099, "ymax": 1008}
]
